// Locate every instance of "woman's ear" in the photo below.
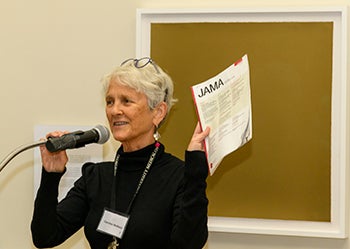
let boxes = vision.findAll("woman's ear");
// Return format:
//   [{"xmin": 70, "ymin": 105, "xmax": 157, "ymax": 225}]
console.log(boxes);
[{"xmin": 153, "ymin": 102, "xmax": 168, "ymax": 126}]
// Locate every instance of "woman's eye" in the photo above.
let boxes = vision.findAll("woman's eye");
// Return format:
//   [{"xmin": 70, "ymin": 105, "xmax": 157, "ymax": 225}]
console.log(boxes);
[
  {"xmin": 123, "ymin": 98, "xmax": 132, "ymax": 104},
  {"xmin": 106, "ymin": 99, "xmax": 114, "ymax": 106}
]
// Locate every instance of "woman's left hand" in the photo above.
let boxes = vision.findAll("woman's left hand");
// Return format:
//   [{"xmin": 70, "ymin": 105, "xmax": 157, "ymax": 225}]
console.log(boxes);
[{"xmin": 187, "ymin": 122, "xmax": 210, "ymax": 151}]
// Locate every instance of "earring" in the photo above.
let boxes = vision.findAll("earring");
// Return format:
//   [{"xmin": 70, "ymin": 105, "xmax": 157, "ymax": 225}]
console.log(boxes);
[{"xmin": 153, "ymin": 125, "xmax": 161, "ymax": 141}]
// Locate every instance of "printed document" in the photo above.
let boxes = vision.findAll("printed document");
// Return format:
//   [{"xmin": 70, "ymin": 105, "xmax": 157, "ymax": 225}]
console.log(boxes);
[{"xmin": 191, "ymin": 54, "xmax": 252, "ymax": 175}]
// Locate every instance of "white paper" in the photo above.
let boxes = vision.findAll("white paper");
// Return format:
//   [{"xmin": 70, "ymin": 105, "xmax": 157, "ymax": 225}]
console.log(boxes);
[
  {"xmin": 97, "ymin": 209, "xmax": 129, "ymax": 239},
  {"xmin": 34, "ymin": 125, "xmax": 104, "ymax": 201},
  {"xmin": 191, "ymin": 54, "xmax": 252, "ymax": 175}
]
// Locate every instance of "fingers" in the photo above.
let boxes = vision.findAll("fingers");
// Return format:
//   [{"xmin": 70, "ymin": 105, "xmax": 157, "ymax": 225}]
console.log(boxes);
[
  {"xmin": 40, "ymin": 130, "xmax": 69, "ymax": 173},
  {"xmin": 194, "ymin": 122, "xmax": 210, "ymax": 139},
  {"xmin": 200, "ymin": 126, "xmax": 210, "ymax": 138},
  {"xmin": 187, "ymin": 122, "xmax": 210, "ymax": 151},
  {"xmin": 194, "ymin": 122, "xmax": 201, "ymax": 133},
  {"xmin": 45, "ymin": 130, "xmax": 68, "ymax": 139}
]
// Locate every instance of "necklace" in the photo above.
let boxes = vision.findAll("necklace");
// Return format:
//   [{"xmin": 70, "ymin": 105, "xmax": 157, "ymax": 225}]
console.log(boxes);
[{"xmin": 108, "ymin": 142, "xmax": 160, "ymax": 249}]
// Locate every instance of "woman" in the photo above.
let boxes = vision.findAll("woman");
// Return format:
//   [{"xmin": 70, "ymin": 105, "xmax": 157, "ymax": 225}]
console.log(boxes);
[{"xmin": 31, "ymin": 57, "xmax": 210, "ymax": 249}]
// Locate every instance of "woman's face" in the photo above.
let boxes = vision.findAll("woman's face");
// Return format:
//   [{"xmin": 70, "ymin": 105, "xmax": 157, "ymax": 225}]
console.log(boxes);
[{"xmin": 105, "ymin": 79, "xmax": 159, "ymax": 151}]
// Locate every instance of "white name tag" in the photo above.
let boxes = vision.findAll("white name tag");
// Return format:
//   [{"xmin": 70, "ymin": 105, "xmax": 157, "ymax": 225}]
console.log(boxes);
[{"xmin": 97, "ymin": 209, "xmax": 129, "ymax": 239}]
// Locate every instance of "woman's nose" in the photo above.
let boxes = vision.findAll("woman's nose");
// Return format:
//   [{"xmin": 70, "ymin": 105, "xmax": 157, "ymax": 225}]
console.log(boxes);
[{"xmin": 110, "ymin": 102, "xmax": 123, "ymax": 115}]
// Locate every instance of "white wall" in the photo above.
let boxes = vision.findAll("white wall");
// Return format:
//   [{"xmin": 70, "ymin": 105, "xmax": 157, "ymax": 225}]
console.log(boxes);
[{"xmin": 0, "ymin": 0, "xmax": 349, "ymax": 248}]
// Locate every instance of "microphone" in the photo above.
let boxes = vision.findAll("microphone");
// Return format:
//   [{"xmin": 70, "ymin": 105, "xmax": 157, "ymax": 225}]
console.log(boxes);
[{"xmin": 45, "ymin": 125, "xmax": 110, "ymax": 152}]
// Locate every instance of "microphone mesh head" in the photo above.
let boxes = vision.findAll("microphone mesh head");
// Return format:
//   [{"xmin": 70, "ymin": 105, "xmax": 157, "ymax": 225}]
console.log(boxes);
[{"xmin": 94, "ymin": 125, "xmax": 110, "ymax": 144}]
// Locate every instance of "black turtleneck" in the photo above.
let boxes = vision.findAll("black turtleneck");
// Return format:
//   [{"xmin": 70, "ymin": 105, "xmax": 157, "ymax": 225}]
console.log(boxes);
[{"xmin": 31, "ymin": 142, "xmax": 208, "ymax": 249}]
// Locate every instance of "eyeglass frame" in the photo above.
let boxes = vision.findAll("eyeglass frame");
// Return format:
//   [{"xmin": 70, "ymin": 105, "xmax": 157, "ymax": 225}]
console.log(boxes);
[{"xmin": 120, "ymin": 57, "xmax": 160, "ymax": 74}]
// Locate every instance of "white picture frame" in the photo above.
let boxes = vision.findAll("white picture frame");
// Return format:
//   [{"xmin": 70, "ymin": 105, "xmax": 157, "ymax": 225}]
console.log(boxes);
[{"xmin": 136, "ymin": 7, "xmax": 348, "ymax": 238}]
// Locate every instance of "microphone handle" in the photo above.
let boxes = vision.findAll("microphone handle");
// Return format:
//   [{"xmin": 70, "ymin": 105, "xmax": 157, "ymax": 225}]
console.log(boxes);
[{"xmin": 0, "ymin": 140, "xmax": 47, "ymax": 174}]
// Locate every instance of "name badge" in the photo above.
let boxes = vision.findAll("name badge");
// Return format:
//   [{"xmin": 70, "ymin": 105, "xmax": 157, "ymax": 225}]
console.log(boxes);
[{"xmin": 97, "ymin": 208, "xmax": 129, "ymax": 239}]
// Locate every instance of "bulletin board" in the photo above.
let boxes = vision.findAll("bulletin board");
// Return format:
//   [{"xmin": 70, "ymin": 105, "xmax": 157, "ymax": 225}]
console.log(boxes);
[{"xmin": 136, "ymin": 8, "xmax": 348, "ymax": 238}]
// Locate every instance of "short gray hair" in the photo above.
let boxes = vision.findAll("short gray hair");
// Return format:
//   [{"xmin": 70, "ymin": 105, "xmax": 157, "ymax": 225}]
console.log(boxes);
[{"xmin": 102, "ymin": 58, "xmax": 177, "ymax": 120}]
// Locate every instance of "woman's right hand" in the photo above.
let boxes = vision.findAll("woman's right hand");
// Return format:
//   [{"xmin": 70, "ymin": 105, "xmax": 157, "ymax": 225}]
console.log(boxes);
[{"xmin": 39, "ymin": 131, "xmax": 68, "ymax": 173}]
